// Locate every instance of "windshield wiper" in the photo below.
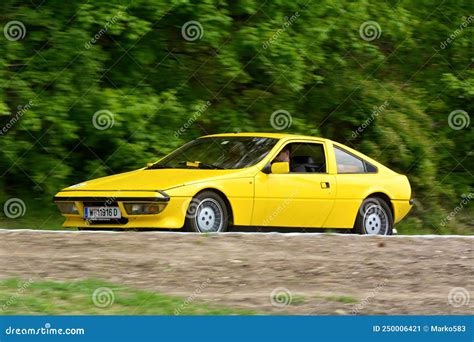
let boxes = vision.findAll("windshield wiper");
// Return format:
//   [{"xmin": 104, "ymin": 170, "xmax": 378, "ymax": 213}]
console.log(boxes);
[
  {"xmin": 178, "ymin": 161, "xmax": 224, "ymax": 169},
  {"xmin": 147, "ymin": 163, "xmax": 173, "ymax": 170},
  {"xmin": 197, "ymin": 162, "xmax": 224, "ymax": 170}
]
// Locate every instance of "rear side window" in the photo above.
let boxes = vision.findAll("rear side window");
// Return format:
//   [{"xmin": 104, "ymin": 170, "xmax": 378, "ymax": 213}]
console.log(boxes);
[
  {"xmin": 364, "ymin": 161, "xmax": 378, "ymax": 173},
  {"xmin": 335, "ymin": 147, "xmax": 365, "ymax": 173}
]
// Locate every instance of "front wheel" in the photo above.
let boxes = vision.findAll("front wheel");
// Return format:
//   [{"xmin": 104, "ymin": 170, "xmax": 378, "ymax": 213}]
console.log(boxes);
[
  {"xmin": 354, "ymin": 197, "xmax": 393, "ymax": 235},
  {"xmin": 184, "ymin": 191, "xmax": 229, "ymax": 233}
]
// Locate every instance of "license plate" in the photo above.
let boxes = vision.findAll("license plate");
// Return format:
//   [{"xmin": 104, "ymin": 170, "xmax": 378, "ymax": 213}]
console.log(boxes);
[{"xmin": 84, "ymin": 207, "xmax": 121, "ymax": 220}]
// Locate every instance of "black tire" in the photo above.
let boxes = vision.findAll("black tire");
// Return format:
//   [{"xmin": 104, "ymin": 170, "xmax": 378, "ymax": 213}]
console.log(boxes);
[
  {"xmin": 184, "ymin": 191, "xmax": 229, "ymax": 233},
  {"xmin": 354, "ymin": 197, "xmax": 393, "ymax": 235}
]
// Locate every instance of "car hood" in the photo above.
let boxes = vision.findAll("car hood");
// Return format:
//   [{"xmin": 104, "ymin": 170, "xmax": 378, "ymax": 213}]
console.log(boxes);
[{"xmin": 63, "ymin": 168, "xmax": 249, "ymax": 192}]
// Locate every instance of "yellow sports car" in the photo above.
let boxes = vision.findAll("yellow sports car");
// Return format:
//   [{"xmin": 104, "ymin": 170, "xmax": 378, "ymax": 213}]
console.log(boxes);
[{"xmin": 54, "ymin": 133, "xmax": 413, "ymax": 235}]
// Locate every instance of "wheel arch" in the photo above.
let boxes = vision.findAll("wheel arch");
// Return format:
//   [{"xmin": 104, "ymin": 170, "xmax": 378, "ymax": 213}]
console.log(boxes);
[
  {"xmin": 191, "ymin": 188, "xmax": 234, "ymax": 225},
  {"xmin": 365, "ymin": 192, "xmax": 394, "ymax": 218}
]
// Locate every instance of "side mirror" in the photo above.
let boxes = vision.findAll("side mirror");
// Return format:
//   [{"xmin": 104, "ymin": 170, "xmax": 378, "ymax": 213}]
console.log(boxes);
[
  {"xmin": 147, "ymin": 162, "xmax": 154, "ymax": 168},
  {"xmin": 271, "ymin": 162, "xmax": 290, "ymax": 174}
]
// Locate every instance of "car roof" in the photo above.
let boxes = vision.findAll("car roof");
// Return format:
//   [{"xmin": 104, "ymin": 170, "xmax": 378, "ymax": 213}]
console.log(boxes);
[
  {"xmin": 200, "ymin": 132, "xmax": 395, "ymax": 173},
  {"xmin": 201, "ymin": 132, "xmax": 330, "ymax": 141}
]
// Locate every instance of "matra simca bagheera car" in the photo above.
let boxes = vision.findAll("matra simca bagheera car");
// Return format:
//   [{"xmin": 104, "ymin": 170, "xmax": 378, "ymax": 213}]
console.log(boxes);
[{"xmin": 54, "ymin": 133, "xmax": 413, "ymax": 235}]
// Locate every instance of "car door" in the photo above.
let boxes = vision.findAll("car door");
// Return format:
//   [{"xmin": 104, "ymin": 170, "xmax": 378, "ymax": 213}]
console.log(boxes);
[
  {"xmin": 322, "ymin": 144, "xmax": 378, "ymax": 228},
  {"xmin": 252, "ymin": 141, "xmax": 336, "ymax": 228}
]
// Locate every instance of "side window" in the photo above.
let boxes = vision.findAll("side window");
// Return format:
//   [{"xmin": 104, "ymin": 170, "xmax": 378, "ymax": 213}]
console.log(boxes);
[
  {"xmin": 273, "ymin": 142, "xmax": 326, "ymax": 173},
  {"xmin": 334, "ymin": 147, "xmax": 365, "ymax": 173},
  {"xmin": 364, "ymin": 161, "xmax": 378, "ymax": 173}
]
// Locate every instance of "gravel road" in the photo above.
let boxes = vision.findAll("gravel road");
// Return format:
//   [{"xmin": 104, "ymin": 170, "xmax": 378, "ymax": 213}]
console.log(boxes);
[{"xmin": 0, "ymin": 230, "xmax": 472, "ymax": 315}]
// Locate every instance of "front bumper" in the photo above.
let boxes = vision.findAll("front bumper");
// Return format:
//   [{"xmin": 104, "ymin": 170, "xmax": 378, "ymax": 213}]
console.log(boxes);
[{"xmin": 54, "ymin": 190, "xmax": 190, "ymax": 229}]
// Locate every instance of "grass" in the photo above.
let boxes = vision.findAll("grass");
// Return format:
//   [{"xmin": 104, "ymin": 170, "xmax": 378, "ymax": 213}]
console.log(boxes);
[
  {"xmin": 290, "ymin": 295, "xmax": 306, "ymax": 306},
  {"xmin": 270, "ymin": 293, "xmax": 306, "ymax": 306},
  {"xmin": 0, "ymin": 278, "xmax": 256, "ymax": 315},
  {"xmin": 322, "ymin": 295, "xmax": 358, "ymax": 304},
  {"xmin": 0, "ymin": 199, "xmax": 64, "ymax": 230}
]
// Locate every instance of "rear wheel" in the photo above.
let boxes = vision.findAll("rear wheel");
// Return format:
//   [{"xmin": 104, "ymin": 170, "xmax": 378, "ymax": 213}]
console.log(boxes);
[
  {"xmin": 354, "ymin": 197, "xmax": 393, "ymax": 235},
  {"xmin": 185, "ymin": 191, "xmax": 229, "ymax": 233}
]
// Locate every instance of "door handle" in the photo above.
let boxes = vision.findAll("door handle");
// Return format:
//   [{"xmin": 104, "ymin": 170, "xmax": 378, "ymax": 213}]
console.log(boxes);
[{"xmin": 320, "ymin": 182, "xmax": 330, "ymax": 189}]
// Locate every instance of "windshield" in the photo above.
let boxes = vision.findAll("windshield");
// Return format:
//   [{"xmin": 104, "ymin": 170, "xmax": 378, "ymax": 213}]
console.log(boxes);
[{"xmin": 149, "ymin": 137, "xmax": 278, "ymax": 170}]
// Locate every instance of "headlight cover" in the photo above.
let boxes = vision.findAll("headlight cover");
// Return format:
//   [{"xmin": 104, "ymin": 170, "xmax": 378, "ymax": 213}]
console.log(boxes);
[
  {"xmin": 124, "ymin": 203, "xmax": 166, "ymax": 215},
  {"xmin": 56, "ymin": 202, "xmax": 79, "ymax": 214}
]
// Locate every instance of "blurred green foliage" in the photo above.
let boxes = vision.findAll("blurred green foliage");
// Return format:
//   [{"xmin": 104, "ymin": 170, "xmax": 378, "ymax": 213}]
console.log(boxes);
[{"xmin": 0, "ymin": 0, "xmax": 472, "ymax": 233}]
